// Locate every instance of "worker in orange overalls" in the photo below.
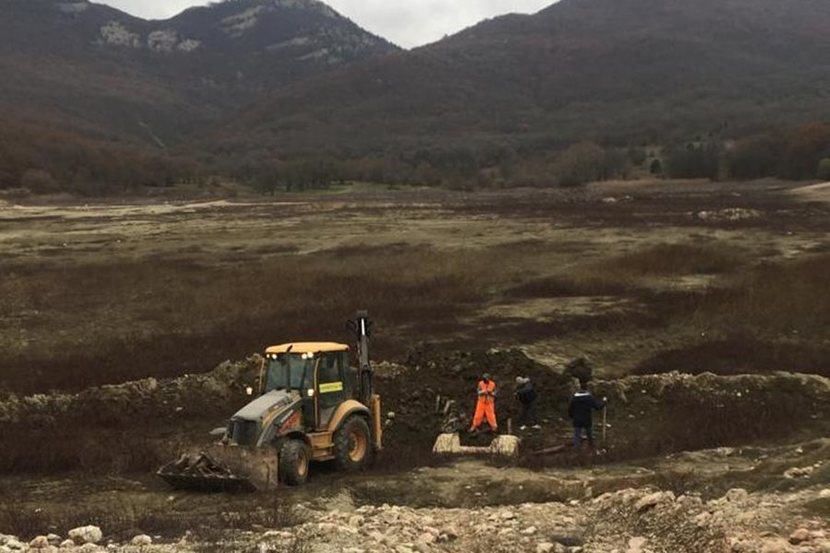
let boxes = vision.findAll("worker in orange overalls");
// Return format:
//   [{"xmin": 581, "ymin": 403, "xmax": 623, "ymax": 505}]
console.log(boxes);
[{"xmin": 469, "ymin": 373, "xmax": 498, "ymax": 432}]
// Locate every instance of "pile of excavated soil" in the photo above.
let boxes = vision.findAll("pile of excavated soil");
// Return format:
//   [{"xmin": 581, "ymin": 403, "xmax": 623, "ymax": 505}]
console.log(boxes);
[
  {"xmin": 376, "ymin": 346, "xmax": 830, "ymax": 466},
  {"xmin": 1, "ymin": 346, "xmax": 827, "ymax": 474},
  {"xmin": 0, "ymin": 357, "xmax": 261, "ymax": 426}
]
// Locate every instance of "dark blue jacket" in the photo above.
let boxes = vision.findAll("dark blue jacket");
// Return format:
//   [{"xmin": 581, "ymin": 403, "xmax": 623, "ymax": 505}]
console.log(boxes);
[
  {"xmin": 568, "ymin": 391, "xmax": 605, "ymax": 427},
  {"xmin": 516, "ymin": 380, "xmax": 537, "ymax": 405}
]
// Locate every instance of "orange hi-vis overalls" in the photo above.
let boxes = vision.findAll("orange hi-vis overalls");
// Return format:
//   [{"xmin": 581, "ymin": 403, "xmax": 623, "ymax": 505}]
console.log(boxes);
[{"xmin": 471, "ymin": 379, "xmax": 498, "ymax": 431}]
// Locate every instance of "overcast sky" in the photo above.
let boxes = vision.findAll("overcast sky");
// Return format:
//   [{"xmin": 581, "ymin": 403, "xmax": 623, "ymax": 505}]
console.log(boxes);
[{"xmin": 99, "ymin": 0, "xmax": 555, "ymax": 48}]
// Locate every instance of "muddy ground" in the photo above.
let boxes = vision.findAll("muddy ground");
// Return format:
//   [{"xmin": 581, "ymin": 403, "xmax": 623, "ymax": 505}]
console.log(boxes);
[
  {"xmin": 0, "ymin": 180, "xmax": 828, "ymax": 551},
  {"xmin": 1, "ymin": 179, "xmax": 828, "ymax": 394}
]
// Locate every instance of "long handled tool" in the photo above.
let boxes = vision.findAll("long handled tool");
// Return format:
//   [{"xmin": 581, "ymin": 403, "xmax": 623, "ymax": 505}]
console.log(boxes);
[
  {"xmin": 602, "ymin": 405, "xmax": 607, "ymax": 445},
  {"xmin": 600, "ymin": 397, "xmax": 608, "ymax": 454}
]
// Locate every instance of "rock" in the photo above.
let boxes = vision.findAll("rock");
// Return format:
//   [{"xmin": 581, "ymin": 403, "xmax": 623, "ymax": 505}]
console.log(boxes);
[
  {"xmin": 4, "ymin": 539, "xmax": 24, "ymax": 551},
  {"xmin": 761, "ymin": 537, "xmax": 794, "ymax": 553},
  {"xmin": 130, "ymin": 535, "xmax": 152, "ymax": 546},
  {"xmin": 30, "ymin": 536, "xmax": 50, "ymax": 549},
  {"xmin": 69, "ymin": 526, "xmax": 103, "ymax": 545},
  {"xmin": 536, "ymin": 543, "xmax": 554, "ymax": 553},
  {"xmin": 77, "ymin": 545, "xmax": 101, "ymax": 553},
  {"xmin": 783, "ymin": 466, "xmax": 814, "ymax": 479},
  {"xmin": 46, "ymin": 535, "xmax": 62, "ymax": 546},
  {"xmin": 725, "ymin": 488, "xmax": 749, "ymax": 502},
  {"xmin": 819, "ymin": 489, "xmax": 830, "ymax": 498},
  {"xmin": 59, "ymin": 540, "xmax": 75, "ymax": 548},
  {"xmin": 521, "ymin": 526, "xmax": 538, "ymax": 535},
  {"xmin": 634, "ymin": 491, "xmax": 672, "ymax": 512},
  {"xmin": 627, "ymin": 537, "xmax": 648, "ymax": 553},
  {"xmin": 789, "ymin": 528, "xmax": 811, "ymax": 545},
  {"xmin": 348, "ymin": 514, "xmax": 365, "ymax": 527},
  {"xmin": 693, "ymin": 512, "xmax": 711, "ymax": 528}
]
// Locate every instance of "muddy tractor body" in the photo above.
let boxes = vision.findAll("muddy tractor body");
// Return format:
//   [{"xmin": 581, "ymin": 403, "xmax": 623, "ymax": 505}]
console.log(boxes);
[{"xmin": 159, "ymin": 312, "xmax": 381, "ymax": 491}]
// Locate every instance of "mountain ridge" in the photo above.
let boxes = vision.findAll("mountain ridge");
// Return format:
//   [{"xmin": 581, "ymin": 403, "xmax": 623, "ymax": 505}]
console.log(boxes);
[{"xmin": 202, "ymin": 0, "xmax": 830, "ymax": 161}]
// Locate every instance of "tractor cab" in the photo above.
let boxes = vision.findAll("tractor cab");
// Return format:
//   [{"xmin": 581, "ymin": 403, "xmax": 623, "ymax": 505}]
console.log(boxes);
[{"xmin": 262, "ymin": 342, "xmax": 352, "ymax": 431}]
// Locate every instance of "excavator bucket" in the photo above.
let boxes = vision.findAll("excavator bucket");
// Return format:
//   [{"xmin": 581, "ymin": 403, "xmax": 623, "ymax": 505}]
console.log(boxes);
[
  {"xmin": 432, "ymin": 433, "xmax": 520, "ymax": 457},
  {"xmin": 157, "ymin": 445, "xmax": 280, "ymax": 493}
]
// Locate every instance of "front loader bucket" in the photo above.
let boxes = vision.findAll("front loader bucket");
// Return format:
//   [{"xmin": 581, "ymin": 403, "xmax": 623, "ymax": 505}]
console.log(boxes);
[
  {"xmin": 158, "ymin": 445, "xmax": 279, "ymax": 493},
  {"xmin": 432, "ymin": 433, "xmax": 520, "ymax": 457}
]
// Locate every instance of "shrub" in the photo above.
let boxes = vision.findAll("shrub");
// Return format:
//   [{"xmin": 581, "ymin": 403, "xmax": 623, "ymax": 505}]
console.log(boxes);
[
  {"xmin": 552, "ymin": 142, "xmax": 627, "ymax": 187},
  {"xmin": 20, "ymin": 169, "xmax": 58, "ymax": 194},
  {"xmin": 780, "ymin": 123, "xmax": 830, "ymax": 180},
  {"xmin": 664, "ymin": 142, "xmax": 721, "ymax": 180},
  {"xmin": 818, "ymin": 158, "xmax": 830, "ymax": 180},
  {"xmin": 727, "ymin": 134, "xmax": 783, "ymax": 180}
]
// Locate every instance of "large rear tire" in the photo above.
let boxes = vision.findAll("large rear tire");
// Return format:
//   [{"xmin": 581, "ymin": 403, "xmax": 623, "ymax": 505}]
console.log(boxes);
[
  {"xmin": 334, "ymin": 416, "xmax": 371, "ymax": 471},
  {"xmin": 279, "ymin": 439, "xmax": 310, "ymax": 486}
]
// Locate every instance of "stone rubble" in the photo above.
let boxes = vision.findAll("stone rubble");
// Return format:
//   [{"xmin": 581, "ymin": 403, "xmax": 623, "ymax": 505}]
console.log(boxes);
[{"xmin": 0, "ymin": 485, "xmax": 828, "ymax": 553}]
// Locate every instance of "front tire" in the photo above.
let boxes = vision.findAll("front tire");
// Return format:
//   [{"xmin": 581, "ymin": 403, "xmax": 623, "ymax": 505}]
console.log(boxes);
[
  {"xmin": 334, "ymin": 416, "xmax": 371, "ymax": 471},
  {"xmin": 279, "ymin": 439, "xmax": 310, "ymax": 486}
]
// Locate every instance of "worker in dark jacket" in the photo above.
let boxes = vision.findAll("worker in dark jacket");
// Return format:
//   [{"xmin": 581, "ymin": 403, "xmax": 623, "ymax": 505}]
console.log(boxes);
[
  {"xmin": 515, "ymin": 376, "xmax": 540, "ymax": 430},
  {"xmin": 567, "ymin": 385, "xmax": 605, "ymax": 448}
]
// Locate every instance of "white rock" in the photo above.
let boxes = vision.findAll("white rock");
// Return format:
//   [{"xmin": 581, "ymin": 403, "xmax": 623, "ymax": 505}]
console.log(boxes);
[
  {"xmin": 29, "ymin": 536, "xmax": 50, "ymax": 549},
  {"xmin": 725, "ymin": 488, "xmax": 749, "ymax": 502},
  {"xmin": 59, "ymin": 540, "xmax": 75, "ymax": 548},
  {"xmin": 130, "ymin": 535, "xmax": 152, "ymax": 546},
  {"xmin": 789, "ymin": 528, "xmax": 811, "ymax": 545},
  {"xmin": 635, "ymin": 491, "xmax": 672, "ymax": 512},
  {"xmin": 626, "ymin": 537, "xmax": 648, "ymax": 553},
  {"xmin": 69, "ymin": 526, "xmax": 103, "ymax": 545},
  {"xmin": 761, "ymin": 537, "xmax": 793, "ymax": 553},
  {"xmin": 416, "ymin": 532, "xmax": 436, "ymax": 545},
  {"xmin": 819, "ymin": 489, "xmax": 830, "ymax": 498},
  {"xmin": 4, "ymin": 539, "xmax": 24, "ymax": 551},
  {"xmin": 521, "ymin": 526, "xmax": 538, "ymax": 535},
  {"xmin": 783, "ymin": 466, "xmax": 814, "ymax": 479},
  {"xmin": 536, "ymin": 543, "xmax": 555, "ymax": 553}
]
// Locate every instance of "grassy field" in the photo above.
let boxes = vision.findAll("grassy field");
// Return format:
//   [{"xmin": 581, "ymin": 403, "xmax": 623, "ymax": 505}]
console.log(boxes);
[{"xmin": 0, "ymin": 179, "xmax": 828, "ymax": 395}]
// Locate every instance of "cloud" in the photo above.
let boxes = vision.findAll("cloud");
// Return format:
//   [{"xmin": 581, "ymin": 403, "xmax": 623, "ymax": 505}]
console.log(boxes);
[
  {"xmin": 100, "ymin": 0, "xmax": 554, "ymax": 47},
  {"xmin": 326, "ymin": 0, "xmax": 552, "ymax": 47}
]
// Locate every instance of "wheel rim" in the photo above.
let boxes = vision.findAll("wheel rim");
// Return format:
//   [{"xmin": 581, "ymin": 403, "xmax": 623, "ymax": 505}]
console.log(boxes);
[{"xmin": 348, "ymin": 429, "xmax": 368, "ymax": 462}]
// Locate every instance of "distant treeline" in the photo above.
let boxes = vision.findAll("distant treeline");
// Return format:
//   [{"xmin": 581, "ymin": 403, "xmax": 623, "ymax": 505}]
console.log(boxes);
[
  {"xmin": 0, "ymin": 117, "xmax": 201, "ymax": 197},
  {"xmin": 243, "ymin": 121, "xmax": 830, "ymax": 192},
  {"xmin": 2, "ymin": 119, "xmax": 828, "ymax": 197},
  {"xmin": 664, "ymin": 122, "xmax": 830, "ymax": 182}
]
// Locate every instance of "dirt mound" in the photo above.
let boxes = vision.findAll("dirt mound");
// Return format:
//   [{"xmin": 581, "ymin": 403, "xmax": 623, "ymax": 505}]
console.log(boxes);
[
  {"xmin": 2, "ymin": 346, "xmax": 828, "ymax": 475},
  {"xmin": 376, "ymin": 345, "xmax": 572, "ymax": 455},
  {"xmin": 0, "ymin": 357, "xmax": 260, "ymax": 426},
  {"xmin": 0, "ymin": 357, "xmax": 261, "ymax": 473}
]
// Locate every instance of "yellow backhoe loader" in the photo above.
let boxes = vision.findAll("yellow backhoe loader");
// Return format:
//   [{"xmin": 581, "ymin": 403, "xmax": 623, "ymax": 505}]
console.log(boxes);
[{"xmin": 158, "ymin": 311, "xmax": 382, "ymax": 491}]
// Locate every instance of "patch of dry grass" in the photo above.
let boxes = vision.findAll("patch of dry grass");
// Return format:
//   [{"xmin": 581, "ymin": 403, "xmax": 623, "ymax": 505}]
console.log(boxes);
[{"xmin": 605, "ymin": 243, "xmax": 743, "ymax": 276}]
